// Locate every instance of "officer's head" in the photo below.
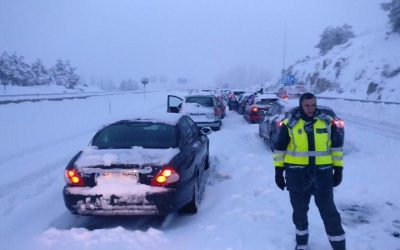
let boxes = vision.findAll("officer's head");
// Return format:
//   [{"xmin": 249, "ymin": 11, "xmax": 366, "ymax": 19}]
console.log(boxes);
[{"xmin": 299, "ymin": 92, "xmax": 316, "ymax": 117}]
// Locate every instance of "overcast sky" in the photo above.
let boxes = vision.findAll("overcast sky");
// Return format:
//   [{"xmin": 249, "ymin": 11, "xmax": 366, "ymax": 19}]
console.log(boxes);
[{"xmin": 0, "ymin": 0, "xmax": 387, "ymax": 86}]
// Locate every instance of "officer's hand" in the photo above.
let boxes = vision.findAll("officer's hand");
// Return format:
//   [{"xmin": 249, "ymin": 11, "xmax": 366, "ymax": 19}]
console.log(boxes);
[
  {"xmin": 332, "ymin": 166, "xmax": 343, "ymax": 187},
  {"xmin": 275, "ymin": 167, "xmax": 286, "ymax": 190}
]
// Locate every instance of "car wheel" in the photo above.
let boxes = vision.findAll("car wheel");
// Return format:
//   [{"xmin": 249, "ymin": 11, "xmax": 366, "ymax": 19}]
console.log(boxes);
[
  {"xmin": 204, "ymin": 155, "xmax": 210, "ymax": 170},
  {"xmin": 182, "ymin": 176, "xmax": 200, "ymax": 214},
  {"xmin": 213, "ymin": 121, "xmax": 222, "ymax": 131}
]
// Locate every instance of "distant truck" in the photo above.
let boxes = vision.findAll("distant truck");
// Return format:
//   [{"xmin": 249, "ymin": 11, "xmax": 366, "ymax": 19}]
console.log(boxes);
[{"xmin": 277, "ymin": 85, "xmax": 308, "ymax": 99}]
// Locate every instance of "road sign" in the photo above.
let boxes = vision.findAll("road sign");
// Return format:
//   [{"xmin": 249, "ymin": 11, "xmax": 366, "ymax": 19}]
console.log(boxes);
[
  {"xmin": 141, "ymin": 77, "xmax": 149, "ymax": 85},
  {"xmin": 281, "ymin": 74, "xmax": 296, "ymax": 85}
]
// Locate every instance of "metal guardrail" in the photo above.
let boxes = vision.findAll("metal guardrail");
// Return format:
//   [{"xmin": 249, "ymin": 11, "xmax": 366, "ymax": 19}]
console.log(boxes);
[
  {"xmin": 0, "ymin": 90, "xmax": 150, "ymax": 105},
  {"xmin": 316, "ymin": 96, "xmax": 400, "ymax": 105}
]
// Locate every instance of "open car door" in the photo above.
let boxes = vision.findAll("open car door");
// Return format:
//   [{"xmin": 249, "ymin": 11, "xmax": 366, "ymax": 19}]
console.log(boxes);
[{"xmin": 167, "ymin": 95, "xmax": 183, "ymax": 113}]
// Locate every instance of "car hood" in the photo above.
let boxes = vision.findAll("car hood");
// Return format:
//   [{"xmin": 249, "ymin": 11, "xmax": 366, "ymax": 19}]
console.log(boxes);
[{"xmin": 74, "ymin": 146, "xmax": 180, "ymax": 168}]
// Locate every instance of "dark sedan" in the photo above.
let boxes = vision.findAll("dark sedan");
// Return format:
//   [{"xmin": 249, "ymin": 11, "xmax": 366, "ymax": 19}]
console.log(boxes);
[
  {"xmin": 63, "ymin": 114, "xmax": 211, "ymax": 216},
  {"xmin": 259, "ymin": 99, "xmax": 344, "ymax": 151}
]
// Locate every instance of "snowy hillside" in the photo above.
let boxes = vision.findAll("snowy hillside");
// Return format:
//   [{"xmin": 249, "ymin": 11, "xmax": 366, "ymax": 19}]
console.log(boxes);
[{"xmin": 283, "ymin": 28, "xmax": 400, "ymax": 102}]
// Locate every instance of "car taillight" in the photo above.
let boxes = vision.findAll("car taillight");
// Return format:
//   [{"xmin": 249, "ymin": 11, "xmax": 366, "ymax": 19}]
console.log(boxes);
[
  {"xmin": 332, "ymin": 119, "xmax": 345, "ymax": 128},
  {"xmin": 276, "ymin": 120, "xmax": 283, "ymax": 128},
  {"xmin": 251, "ymin": 107, "xmax": 259, "ymax": 113},
  {"xmin": 214, "ymin": 107, "xmax": 220, "ymax": 116},
  {"xmin": 151, "ymin": 166, "xmax": 180, "ymax": 186},
  {"xmin": 65, "ymin": 168, "xmax": 85, "ymax": 186}
]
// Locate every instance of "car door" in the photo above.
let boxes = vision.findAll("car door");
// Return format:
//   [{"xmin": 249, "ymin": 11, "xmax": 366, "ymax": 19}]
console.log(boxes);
[
  {"xmin": 182, "ymin": 117, "xmax": 207, "ymax": 188},
  {"xmin": 167, "ymin": 95, "xmax": 183, "ymax": 113},
  {"xmin": 178, "ymin": 117, "xmax": 199, "ymax": 184},
  {"xmin": 265, "ymin": 103, "xmax": 282, "ymax": 139},
  {"xmin": 186, "ymin": 116, "xmax": 207, "ymax": 167}
]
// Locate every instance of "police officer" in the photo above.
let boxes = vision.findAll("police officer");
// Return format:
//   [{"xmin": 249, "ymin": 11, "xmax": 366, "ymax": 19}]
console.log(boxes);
[{"xmin": 273, "ymin": 92, "xmax": 345, "ymax": 250}]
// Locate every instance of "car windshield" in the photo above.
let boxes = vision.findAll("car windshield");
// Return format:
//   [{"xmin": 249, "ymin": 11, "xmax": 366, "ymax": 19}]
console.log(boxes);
[
  {"xmin": 92, "ymin": 122, "xmax": 178, "ymax": 149},
  {"xmin": 257, "ymin": 98, "xmax": 278, "ymax": 105},
  {"xmin": 233, "ymin": 91, "xmax": 245, "ymax": 95},
  {"xmin": 185, "ymin": 96, "xmax": 214, "ymax": 107}
]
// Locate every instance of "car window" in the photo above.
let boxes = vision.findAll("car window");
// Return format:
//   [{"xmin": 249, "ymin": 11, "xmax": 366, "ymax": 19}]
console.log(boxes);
[
  {"xmin": 185, "ymin": 96, "xmax": 214, "ymax": 107},
  {"xmin": 319, "ymin": 108, "xmax": 336, "ymax": 118},
  {"xmin": 185, "ymin": 117, "xmax": 200, "ymax": 137},
  {"xmin": 233, "ymin": 91, "xmax": 245, "ymax": 95},
  {"xmin": 256, "ymin": 98, "xmax": 278, "ymax": 105},
  {"xmin": 92, "ymin": 122, "xmax": 178, "ymax": 149},
  {"xmin": 268, "ymin": 103, "xmax": 280, "ymax": 115},
  {"xmin": 179, "ymin": 118, "xmax": 195, "ymax": 145}
]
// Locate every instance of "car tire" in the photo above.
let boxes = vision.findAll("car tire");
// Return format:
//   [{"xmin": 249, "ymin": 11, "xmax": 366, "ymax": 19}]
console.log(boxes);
[
  {"xmin": 213, "ymin": 121, "xmax": 222, "ymax": 131},
  {"xmin": 204, "ymin": 154, "xmax": 210, "ymax": 170},
  {"xmin": 182, "ymin": 176, "xmax": 200, "ymax": 214}
]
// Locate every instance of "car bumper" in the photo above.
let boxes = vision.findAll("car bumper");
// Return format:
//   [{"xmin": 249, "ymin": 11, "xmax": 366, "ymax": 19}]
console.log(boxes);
[
  {"xmin": 248, "ymin": 114, "xmax": 264, "ymax": 122},
  {"xmin": 195, "ymin": 121, "xmax": 221, "ymax": 128},
  {"xmin": 189, "ymin": 115, "xmax": 221, "ymax": 128},
  {"xmin": 63, "ymin": 186, "xmax": 183, "ymax": 216}
]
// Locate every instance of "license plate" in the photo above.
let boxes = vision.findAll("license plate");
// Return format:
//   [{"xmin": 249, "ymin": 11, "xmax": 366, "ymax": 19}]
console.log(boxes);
[{"xmin": 96, "ymin": 171, "xmax": 139, "ymax": 182}]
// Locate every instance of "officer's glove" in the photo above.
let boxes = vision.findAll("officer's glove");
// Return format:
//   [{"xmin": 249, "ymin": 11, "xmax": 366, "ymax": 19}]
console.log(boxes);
[
  {"xmin": 332, "ymin": 166, "xmax": 343, "ymax": 187},
  {"xmin": 275, "ymin": 167, "xmax": 286, "ymax": 190}
]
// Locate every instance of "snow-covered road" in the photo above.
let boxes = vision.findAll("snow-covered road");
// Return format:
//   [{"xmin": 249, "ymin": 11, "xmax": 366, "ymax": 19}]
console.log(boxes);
[{"xmin": 1, "ymin": 91, "xmax": 399, "ymax": 250}]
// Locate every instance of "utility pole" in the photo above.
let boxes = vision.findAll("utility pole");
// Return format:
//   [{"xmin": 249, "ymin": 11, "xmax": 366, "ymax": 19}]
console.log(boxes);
[
  {"xmin": 141, "ymin": 77, "xmax": 149, "ymax": 99},
  {"xmin": 282, "ymin": 21, "xmax": 287, "ymax": 76}
]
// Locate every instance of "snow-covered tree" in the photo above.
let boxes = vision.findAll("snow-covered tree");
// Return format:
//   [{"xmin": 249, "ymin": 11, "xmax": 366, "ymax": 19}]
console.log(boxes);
[
  {"xmin": 315, "ymin": 24, "xmax": 355, "ymax": 55},
  {"xmin": 0, "ymin": 52, "xmax": 34, "ymax": 86},
  {"xmin": 31, "ymin": 59, "xmax": 51, "ymax": 86},
  {"xmin": 50, "ymin": 60, "xmax": 80, "ymax": 88},
  {"xmin": 382, "ymin": 0, "xmax": 400, "ymax": 33}
]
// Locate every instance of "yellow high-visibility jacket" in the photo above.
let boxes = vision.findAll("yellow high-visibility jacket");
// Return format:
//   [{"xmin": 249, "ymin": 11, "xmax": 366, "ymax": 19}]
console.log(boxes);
[{"xmin": 273, "ymin": 114, "xmax": 343, "ymax": 168}]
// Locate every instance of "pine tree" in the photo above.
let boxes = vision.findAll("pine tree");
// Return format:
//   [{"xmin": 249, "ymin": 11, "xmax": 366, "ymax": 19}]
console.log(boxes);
[
  {"xmin": 382, "ymin": 0, "xmax": 400, "ymax": 33},
  {"xmin": 315, "ymin": 24, "xmax": 355, "ymax": 55},
  {"xmin": 31, "ymin": 59, "xmax": 51, "ymax": 86}
]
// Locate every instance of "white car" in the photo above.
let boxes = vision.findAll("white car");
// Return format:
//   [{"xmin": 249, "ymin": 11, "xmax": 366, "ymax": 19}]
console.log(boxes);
[{"xmin": 167, "ymin": 93, "xmax": 222, "ymax": 130}]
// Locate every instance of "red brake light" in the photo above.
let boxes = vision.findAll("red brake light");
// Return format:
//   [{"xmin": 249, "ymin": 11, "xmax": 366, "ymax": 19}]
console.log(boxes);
[
  {"xmin": 151, "ymin": 167, "xmax": 180, "ymax": 186},
  {"xmin": 251, "ymin": 107, "xmax": 259, "ymax": 113},
  {"xmin": 65, "ymin": 168, "xmax": 85, "ymax": 186},
  {"xmin": 332, "ymin": 119, "xmax": 345, "ymax": 128},
  {"xmin": 214, "ymin": 107, "xmax": 220, "ymax": 116}
]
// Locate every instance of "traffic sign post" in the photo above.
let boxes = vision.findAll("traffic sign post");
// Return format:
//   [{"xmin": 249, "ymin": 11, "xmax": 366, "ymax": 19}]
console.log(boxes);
[
  {"xmin": 141, "ymin": 77, "xmax": 149, "ymax": 99},
  {"xmin": 281, "ymin": 74, "xmax": 296, "ymax": 86}
]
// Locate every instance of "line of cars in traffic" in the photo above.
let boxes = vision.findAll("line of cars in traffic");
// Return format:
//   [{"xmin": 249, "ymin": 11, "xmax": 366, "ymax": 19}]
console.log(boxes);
[
  {"xmin": 227, "ymin": 89, "xmax": 279, "ymax": 123},
  {"xmin": 62, "ymin": 86, "xmax": 345, "ymax": 218}
]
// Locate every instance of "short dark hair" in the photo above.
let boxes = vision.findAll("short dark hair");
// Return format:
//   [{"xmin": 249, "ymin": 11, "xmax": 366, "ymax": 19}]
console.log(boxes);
[{"xmin": 299, "ymin": 92, "xmax": 316, "ymax": 106}]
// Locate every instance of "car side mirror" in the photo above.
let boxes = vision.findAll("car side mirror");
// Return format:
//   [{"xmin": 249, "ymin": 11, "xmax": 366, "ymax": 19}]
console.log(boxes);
[{"xmin": 200, "ymin": 127, "xmax": 212, "ymax": 135}]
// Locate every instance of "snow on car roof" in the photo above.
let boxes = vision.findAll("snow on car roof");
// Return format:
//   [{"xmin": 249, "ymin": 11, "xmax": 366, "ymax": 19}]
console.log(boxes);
[
  {"xmin": 185, "ymin": 92, "xmax": 216, "ymax": 97},
  {"xmin": 119, "ymin": 113, "xmax": 184, "ymax": 126},
  {"xmin": 277, "ymin": 99, "xmax": 335, "ymax": 113},
  {"xmin": 255, "ymin": 93, "xmax": 279, "ymax": 100},
  {"xmin": 277, "ymin": 98, "xmax": 299, "ymax": 108}
]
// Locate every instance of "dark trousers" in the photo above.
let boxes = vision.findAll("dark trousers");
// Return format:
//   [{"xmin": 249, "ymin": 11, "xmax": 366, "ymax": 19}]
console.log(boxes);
[{"xmin": 286, "ymin": 165, "xmax": 346, "ymax": 250}]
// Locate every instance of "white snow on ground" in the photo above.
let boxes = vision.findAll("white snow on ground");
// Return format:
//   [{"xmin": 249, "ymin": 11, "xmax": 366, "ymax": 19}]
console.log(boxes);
[{"xmin": 1, "ymin": 89, "xmax": 400, "ymax": 250}]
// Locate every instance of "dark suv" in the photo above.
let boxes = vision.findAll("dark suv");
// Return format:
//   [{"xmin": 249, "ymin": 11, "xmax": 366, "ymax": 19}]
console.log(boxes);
[{"xmin": 259, "ymin": 99, "xmax": 344, "ymax": 151}]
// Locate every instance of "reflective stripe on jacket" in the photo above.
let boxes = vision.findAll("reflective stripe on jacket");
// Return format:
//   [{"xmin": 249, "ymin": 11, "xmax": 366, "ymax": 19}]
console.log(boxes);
[{"xmin": 273, "ymin": 115, "xmax": 344, "ymax": 167}]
